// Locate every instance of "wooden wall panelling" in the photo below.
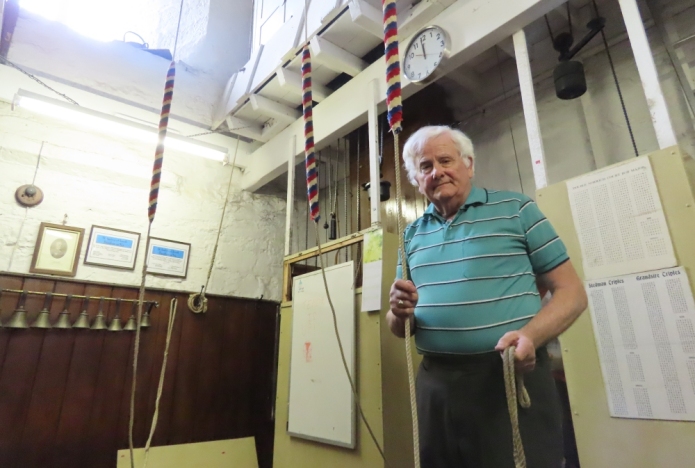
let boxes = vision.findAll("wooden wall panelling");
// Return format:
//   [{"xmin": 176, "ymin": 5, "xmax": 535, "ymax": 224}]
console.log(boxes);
[
  {"xmin": 146, "ymin": 291, "xmax": 186, "ymax": 448},
  {"xmin": 113, "ymin": 288, "xmax": 139, "ymax": 465},
  {"xmin": 233, "ymin": 301, "xmax": 256, "ymax": 437},
  {"xmin": 0, "ymin": 274, "xmax": 279, "ymax": 468},
  {"xmin": 251, "ymin": 301, "xmax": 278, "ymax": 468},
  {"xmin": 214, "ymin": 298, "xmax": 251, "ymax": 441},
  {"xmin": 79, "ymin": 288, "xmax": 134, "ymax": 468},
  {"xmin": 0, "ymin": 277, "xmax": 55, "ymax": 466},
  {"xmin": 51, "ymin": 283, "xmax": 113, "ymax": 468},
  {"xmin": 191, "ymin": 294, "xmax": 227, "ymax": 441},
  {"xmin": 131, "ymin": 289, "xmax": 167, "ymax": 447},
  {"xmin": 166, "ymin": 293, "xmax": 207, "ymax": 445},
  {"xmin": 19, "ymin": 281, "xmax": 86, "ymax": 468},
  {"xmin": 0, "ymin": 276, "xmax": 24, "ymax": 367},
  {"xmin": 76, "ymin": 289, "xmax": 114, "ymax": 467}
]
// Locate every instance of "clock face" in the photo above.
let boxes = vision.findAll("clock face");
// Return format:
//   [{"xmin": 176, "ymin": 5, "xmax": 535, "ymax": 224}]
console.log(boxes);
[{"xmin": 403, "ymin": 27, "xmax": 449, "ymax": 83}]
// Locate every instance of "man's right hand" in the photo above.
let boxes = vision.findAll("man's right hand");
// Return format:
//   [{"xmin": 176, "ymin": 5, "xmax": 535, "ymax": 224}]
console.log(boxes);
[
  {"xmin": 389, "ymin": 279, "xmax": 418, "ymax": 317},
  {"xmin": 386, "ymin": 280, "xmax": 418, "ymax": 338}
]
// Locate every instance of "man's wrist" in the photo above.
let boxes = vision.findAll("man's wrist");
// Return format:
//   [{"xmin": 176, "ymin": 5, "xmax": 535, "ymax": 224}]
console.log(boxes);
[{"xmin": 518, "ymin": 326, "xmax": 539, "ymax": 349}]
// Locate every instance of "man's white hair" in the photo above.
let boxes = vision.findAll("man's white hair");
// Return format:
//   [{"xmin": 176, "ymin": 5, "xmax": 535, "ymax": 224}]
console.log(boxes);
[{"xmin": 402, "ymin": 126, "xmax": 475, "ymax": 185}]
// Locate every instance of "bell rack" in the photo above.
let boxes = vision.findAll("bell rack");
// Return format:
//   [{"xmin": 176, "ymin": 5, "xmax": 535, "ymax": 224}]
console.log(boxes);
[{"xmin": 0, "ymin": 288, "xmax": 159, "ymax": 308}]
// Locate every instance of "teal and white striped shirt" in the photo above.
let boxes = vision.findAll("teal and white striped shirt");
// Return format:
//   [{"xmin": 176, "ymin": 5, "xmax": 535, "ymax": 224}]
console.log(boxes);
[{"xmin": 396, "ymin": 186, "xmax": 569, "ymax": 355}]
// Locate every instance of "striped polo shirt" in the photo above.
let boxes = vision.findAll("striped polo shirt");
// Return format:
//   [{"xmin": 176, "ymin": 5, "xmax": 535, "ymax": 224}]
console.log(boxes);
[{"xmin": 396, "ymin": 186, "xmax": 569, "ymax": 355}]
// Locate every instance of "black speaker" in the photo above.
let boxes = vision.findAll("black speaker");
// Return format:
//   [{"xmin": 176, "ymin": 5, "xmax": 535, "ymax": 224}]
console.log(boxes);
[{"xmin": 553, "ymin": 60, "xmax": 586, "ymax": 100}]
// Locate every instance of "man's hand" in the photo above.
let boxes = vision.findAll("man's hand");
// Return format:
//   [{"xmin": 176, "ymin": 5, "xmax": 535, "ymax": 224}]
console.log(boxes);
[
  {"xmin": 390, "ymin": 279, "xmax": 418, "ymax": 317},
  {"xmin": 386, "ymin": 280, "xmax": 418, "ymax": 338},
  {"xmin": 495, "ymin": 330, "xmax": 536, "ymax": 373}
]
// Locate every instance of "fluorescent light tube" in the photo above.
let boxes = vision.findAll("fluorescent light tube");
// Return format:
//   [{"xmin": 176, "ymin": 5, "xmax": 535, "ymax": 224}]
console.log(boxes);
[{"xmin": 13, "ymin": 89, "xmax": 229, "ymax": 162}]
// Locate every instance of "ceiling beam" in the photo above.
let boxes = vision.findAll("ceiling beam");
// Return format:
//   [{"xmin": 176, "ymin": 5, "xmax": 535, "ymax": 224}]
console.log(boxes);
[
  {"xmin": 276, "ymin": 67, "xmax": 331, "ymax": 102},
  {"xmin": 241, "ymin": 0, "xmax": 566, "ymax": 192},
  {"xmin": 260, "ymin": 119, "xmax": 291, "ymax": 141},
  {"xmin": 225, "ymin": 115, "xmax": 267, "ymax": 142},
  {"xmin": 212, "ymin": 73, "xmax": 238, "ymax": 130},
  {"xmin": 249, "ymin": 94, "xmax": 302, "ymax": 123},
  {"xmin": 348, "ymin": 0, "xmax": 384, "ymax": 38},
  {"xmin": 400, "ymin": 0, "xmax": 454, "ymax": 39},
  {"xmin": 310, "ymin": 36, "xmax": 367, "ymax": 77}
]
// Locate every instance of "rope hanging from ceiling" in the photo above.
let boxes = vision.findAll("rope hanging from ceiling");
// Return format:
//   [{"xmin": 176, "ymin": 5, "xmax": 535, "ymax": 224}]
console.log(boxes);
[
  {"xmin": 379, "ymin": 2, "xmax": 421, "ymax": 467},
  {"xmin": 130, "ymin": 1, "xmax": 186, "ymax": 467},
  {"xmin": 302, "ymin": 46, "xmax": 320, "ymax": 223},
  {"xmin": 379, "ymin": 2, "xmax": 528, "ymax": 467},
  {"xmin": 301, "ymin": 3, "xmax": 390, "ymax": 463}
]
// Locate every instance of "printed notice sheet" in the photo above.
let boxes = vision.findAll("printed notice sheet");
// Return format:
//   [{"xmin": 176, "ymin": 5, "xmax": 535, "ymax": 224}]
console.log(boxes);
[
  {"xmin": 586, "ymin": 267, "xmax": 695, "ymax": 421},
  {"xmin": 567, "ymin": 157, "xmax": 676, "ymax": 280}
]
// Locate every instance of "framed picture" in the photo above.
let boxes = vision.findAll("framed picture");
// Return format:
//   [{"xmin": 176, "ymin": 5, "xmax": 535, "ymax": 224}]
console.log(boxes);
[
  {"xmin": 84, "ymin": 225, "xmax": 141, "ymax": 270},
  {"xmin": 30, "ymin": 222, "xmax": 85, "ymax": 277},
  {"xmin": 146, "ymin": 237, "xmax": 191, "ymax": 278}
]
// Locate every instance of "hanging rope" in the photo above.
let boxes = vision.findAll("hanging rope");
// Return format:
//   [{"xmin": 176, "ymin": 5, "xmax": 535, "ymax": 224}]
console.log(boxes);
[
  {"xmin": 301, "ymin": 14, "xmax": 388, "ymax": 463},
  {"xmin": 391, "ymin": 131, "xmax": 421, "ymax": 468},
  {"xmin": 142, "ymin": 298, "xmax": 178, "ymax": 468},
  {"xmin": 382, "ymin": 0, "xmax": 403, "ymax": 134},
  {"xmin": 130, "ymin": 2, "xmax": 185, "ymax": 466},
  {"xmin": 188, "ymin": 135, "xmax": 242, "ymax": 313},
  {"xmin": 313, "ymin": 224, "xmax": 389, "ymax": 466},
  {"xmin": 129, "ymin": 59, "xmax": 175, "ymax": 468},
  {"xmin": 503, "ymin": 347, "xmax": 531, "ymax": 468},
  {"xmin": 302, "ymin": 46, "xmax": 320, "ymax": 222},
  {"xmin": 380, "ymin": 1, "xmax": 419, "ymax": 466}
]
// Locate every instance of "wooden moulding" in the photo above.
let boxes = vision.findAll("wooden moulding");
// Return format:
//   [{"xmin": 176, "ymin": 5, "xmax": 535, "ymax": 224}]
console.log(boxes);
[{"xmin": 281, "ymin": 227, "xmax": 376, "ymax": 304}]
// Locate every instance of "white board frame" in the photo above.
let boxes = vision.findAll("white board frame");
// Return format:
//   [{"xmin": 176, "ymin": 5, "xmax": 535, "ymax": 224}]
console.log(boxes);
[{"xmin": 287, "ymin": 261, "xmax": 356, "ymax": 448}]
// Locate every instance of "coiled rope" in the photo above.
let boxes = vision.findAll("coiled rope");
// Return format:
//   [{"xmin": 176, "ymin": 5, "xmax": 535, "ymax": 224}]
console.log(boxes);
[{"xmin": 503, "ymin": 346, "xmax": 531, "ymax": 468}]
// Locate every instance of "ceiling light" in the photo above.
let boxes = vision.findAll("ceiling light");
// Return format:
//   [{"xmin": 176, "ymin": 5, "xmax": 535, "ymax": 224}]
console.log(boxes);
[{"xmin": 13, "ymin": 89, "xmax": 229, "ymax": 162}]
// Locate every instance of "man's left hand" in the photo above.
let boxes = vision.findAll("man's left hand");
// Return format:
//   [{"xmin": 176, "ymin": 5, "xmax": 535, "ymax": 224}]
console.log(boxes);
[{"xmin": 495, "ymin": 331, "xmax": 536, "ymax": 373}]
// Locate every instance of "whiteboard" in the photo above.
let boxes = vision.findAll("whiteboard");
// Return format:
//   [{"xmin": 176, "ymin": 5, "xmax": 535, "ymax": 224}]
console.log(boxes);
[{"xmin": 288, "ymin": 261, "xmax": 356, "ymax": 448}]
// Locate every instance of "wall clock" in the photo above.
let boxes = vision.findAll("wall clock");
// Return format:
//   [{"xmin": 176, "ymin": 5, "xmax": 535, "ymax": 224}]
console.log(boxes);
[{"xmin": 403, "ymin": 25, "xmax": 451, "ymax": 84}]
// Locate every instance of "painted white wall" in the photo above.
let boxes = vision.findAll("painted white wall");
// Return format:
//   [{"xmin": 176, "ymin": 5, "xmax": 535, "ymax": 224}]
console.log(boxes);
[
  {"xmin": 0, "ymin": 0, "xmax": 287, "ymax": 300},
  {"xmin": 0, "ymin": 98, "xmax": 286, "ymax": 300},
  {"xmin": 0, "ymin": 1, "xmax": 288, "ymax": 300}
]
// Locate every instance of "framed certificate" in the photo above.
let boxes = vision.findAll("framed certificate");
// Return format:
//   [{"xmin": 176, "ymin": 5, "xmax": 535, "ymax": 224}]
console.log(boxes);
[
  {"xmin": 146, "ymin": 237, "xmax": 191, "ymax": 278},
  {"xmin": 84, "ymin": 226, "xmax": 141, "ymax": 270},
  {"xmin": 30, "ymin": 223, "xmax": 85, "ymax": 277}
]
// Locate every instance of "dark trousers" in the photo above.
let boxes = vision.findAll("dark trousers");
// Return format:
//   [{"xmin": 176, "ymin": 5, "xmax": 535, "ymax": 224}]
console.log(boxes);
[{"xmin": 416, "ymin": 348, "xmax": 563, "ymax": 468}]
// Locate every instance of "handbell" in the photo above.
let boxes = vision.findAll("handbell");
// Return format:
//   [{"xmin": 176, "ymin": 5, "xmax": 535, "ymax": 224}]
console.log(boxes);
[
  {"xmin": 123, "ymin": 302, "xmax": 137, "ymax": 331},
  {"xmin": 91, "ymin": 297, "xmax": 107, "ymax": 330},
  {"xmin": 54, "ymin": 295, "xmax": 73, "ymax": 329},
  {"xmin": 72, "ymin": 297, "xmax": 91, "ymax": 329},
  {"xmin": 31, "ymin": 293, "xmax": 53, "ymax": 329},
  {"xmin": 6, "ymin": 291, "xmax": 30, "ymax": 329},
  {"xmin": 107, "ymin": 299, "xmax": 123, "ymax": 332},
  {"xmin": 140, "ymin": 302, "xmax": 155, "ymax": 328}
]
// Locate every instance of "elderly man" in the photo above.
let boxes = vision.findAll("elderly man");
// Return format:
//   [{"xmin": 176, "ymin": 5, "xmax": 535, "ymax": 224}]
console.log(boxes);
[{"xmin": 387, "ymin": 126, "xmax": 587, "ymax": 468}]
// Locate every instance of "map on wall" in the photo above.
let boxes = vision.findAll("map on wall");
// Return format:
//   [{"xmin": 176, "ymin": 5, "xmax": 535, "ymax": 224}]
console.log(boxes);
[{"xmin": 566, "ymin": 157, "xmax": 676, "ymax": 280}]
